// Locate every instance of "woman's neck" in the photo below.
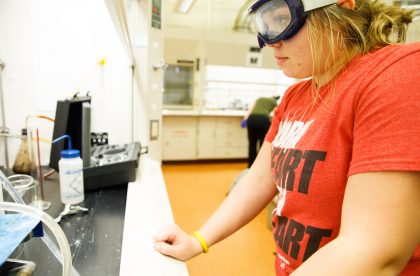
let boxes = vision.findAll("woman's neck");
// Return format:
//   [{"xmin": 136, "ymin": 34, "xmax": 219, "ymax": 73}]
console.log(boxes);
[{"xmin": 315, "ymin": 47, "xmax": 358, "ymax": 88}]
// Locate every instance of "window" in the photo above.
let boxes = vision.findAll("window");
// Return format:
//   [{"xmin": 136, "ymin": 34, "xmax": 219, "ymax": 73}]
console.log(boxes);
[
  {"xmin": 204, "ymin": 65, "xmax": 296, "ymax": 110},
  {"xmin": 163, "ymin": 64, "xmax": 194, "ymax": 108}
]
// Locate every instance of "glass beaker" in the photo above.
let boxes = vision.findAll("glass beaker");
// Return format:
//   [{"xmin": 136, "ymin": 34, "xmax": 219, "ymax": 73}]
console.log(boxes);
[{"xmin": 4, "ymin": 174, "xmax": 38, "ymax": 205}]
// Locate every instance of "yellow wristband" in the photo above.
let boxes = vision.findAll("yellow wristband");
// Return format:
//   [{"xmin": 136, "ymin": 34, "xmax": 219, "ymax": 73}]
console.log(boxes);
[{"xmin": 192, "ymin": 231, "xmax": 209, "ymax": 253}]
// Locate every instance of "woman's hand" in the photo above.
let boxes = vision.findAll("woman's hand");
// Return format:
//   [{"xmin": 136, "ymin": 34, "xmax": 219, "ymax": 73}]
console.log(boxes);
[
  {"xmin": 153, "ymin": 225, "xmax": 203, "ymax": 261},
  {"xmin": 153, "ymin": 143, "xmax": 277, "ymax": 262}
]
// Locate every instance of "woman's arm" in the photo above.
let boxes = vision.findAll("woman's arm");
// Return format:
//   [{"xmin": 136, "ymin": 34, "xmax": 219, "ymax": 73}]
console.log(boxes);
[
  {"xmin": 154, "ymin": 142, "xmax": 278, "ymax": 260},
  {"xmin": 292, "ymin": 171, "xmax": 420, "ymax": 275},
  {"xmin": 198, "ymin": 142, "xmax": 277, "ymax": 246}
]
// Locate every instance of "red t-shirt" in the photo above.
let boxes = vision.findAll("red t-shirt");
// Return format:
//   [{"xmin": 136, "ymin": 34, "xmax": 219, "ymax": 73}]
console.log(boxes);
[{"xmin": 265, "ymin": 43, "xmax": 420, "ymax": 275}]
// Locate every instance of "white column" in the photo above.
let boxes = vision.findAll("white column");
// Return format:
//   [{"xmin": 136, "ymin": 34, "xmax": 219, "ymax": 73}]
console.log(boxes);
[{"xmin": 129, "ymin": 0, "xmax": 164, "ymax": 163}]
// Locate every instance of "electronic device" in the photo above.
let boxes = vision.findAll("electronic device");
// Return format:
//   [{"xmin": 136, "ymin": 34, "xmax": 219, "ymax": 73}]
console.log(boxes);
[
  {"xmin": 49, "ymin": 95, "xmax": 147, "ymax": 191},
  {"xmin": 84, "ymin": 142, "xmax": 145, "ymax": 191}
]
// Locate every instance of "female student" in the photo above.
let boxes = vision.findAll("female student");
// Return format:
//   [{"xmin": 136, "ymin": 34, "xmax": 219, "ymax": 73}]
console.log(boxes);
[{"xmin": 154, "ymin": 0, "xmax": 420, "ymax": 274}]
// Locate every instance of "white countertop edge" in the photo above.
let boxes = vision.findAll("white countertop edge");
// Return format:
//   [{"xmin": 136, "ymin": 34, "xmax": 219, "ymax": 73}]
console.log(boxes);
[
  {"xmin": 119, "ymin": 157, "xmax": 189, "ymax": 276},
  {"xmin": 162, "ymin": 109, "xmax": 246, "ymax": 117}
]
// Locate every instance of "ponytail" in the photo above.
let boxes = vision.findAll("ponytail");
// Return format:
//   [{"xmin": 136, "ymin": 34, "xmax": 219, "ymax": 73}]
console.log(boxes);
[
  {"xmin": 305, "ymin": 0, "xmax": 413, "ymax": 94},
  {"xmin": 358, "ymin": 0, "xmax": 413, "ymax": 51}
]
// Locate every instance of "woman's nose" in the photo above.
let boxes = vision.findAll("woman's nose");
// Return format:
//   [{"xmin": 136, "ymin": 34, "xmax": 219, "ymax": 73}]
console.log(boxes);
[{"xmin": 267, "ymin": 41, "xmax": 282, "ymax": 48}]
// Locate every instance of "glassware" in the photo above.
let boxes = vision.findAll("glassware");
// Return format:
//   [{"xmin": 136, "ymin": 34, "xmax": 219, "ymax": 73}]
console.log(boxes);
[
  {"xmin": 0, "ymin": 201, "xmax": 77, "ymax": 276},
  {"xmin": 0, "ymin": 170, "xmax": 80, "ymax": 276},
  {"xmin": 27, "ymin": 128, "xmax": 51, "ymax": 210},
  {"xmin": 2, "ymin": 174, "xmax": 37, "ymax": 259},
  {"xmin": 4, "ymin": 174, "xmax": 37, "ymax": 205},
  {"xmin": 11, "ymin": 129, "xmax": 31, "ymax": 175}
]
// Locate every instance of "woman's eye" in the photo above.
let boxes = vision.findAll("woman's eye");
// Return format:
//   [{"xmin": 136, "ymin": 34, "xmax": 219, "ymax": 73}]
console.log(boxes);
[{"xmin": 273, "ymin": 15, "xmax": 289, "ymax": 28}]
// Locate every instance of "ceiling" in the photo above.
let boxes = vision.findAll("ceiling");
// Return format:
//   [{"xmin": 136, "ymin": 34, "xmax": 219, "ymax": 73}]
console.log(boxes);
[{"xmin": 163, "ymin": 0, "xmax": 254, "ymax": 32}]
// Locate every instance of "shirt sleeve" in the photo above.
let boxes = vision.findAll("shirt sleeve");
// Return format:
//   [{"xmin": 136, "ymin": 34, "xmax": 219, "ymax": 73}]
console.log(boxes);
[{"xmin": 349, "ymin": 51, "xmax": 420, "ymax": 175}]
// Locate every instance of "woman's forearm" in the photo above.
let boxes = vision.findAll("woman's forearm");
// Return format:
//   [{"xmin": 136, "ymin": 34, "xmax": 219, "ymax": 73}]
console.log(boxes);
[
  {"xmin": 199, "ymin": 143, "xmax": 277, "ymax": 248},
  {"xmin": 292, "ymin": 236, "xmax": 406, "ymax": 276},
  {"xmin": 199, "ymin": 173, "xmax": 275, "ymax": 247}
]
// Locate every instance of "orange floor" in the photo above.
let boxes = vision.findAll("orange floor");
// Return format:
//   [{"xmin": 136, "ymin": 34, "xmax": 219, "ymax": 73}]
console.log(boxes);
[{"xmin": 162, "ymin": 161, "xmax": 276, "ymax": 276}]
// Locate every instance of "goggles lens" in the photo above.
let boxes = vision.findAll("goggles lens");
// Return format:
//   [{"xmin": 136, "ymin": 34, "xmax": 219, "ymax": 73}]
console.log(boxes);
[
  {"xmin": 250, "ymin": 0, "xmax": 337, "ymax": 47},
  {"xmin": 253, "ymin": 0, "xmax": 292, "ymax": 41}
]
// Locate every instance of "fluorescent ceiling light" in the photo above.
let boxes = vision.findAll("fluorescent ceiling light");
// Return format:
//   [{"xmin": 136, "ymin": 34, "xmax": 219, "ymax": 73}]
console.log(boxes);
[{"xmin": 175, "ymin": 0, "xmax": 196, "ymax": 13}]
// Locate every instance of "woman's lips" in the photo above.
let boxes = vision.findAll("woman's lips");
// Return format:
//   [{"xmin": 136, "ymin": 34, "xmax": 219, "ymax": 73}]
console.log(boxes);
[{"xmin": 275, "ymin": 56, "xmax": 288, "ymax": 66}]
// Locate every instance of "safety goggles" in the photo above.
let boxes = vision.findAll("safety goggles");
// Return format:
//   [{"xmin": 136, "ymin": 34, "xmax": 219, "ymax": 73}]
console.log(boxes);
[{"xmin": 249, "ymin": 0, "xmax": 336, "ymax": 48}]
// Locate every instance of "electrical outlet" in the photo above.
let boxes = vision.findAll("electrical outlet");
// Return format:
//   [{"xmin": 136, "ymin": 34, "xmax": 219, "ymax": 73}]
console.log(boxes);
[{"xmin": 150, "ymin": 120, "xmax": 159, "ymax": 141}]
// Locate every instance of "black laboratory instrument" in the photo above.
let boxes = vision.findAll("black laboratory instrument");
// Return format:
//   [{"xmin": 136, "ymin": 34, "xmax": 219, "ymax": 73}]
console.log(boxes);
[{"xmin": 49, "ymin": 95, "xmax": 147, "ymax": 191}]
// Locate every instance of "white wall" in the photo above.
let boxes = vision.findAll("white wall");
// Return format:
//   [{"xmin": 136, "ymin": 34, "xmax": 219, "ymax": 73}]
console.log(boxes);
[
  {"xmin": 164, "ymin": 27, "xmax": 277, "ymax": 69},
  {"xmin": 0, "ymin": 0, "xmax": 134, "ymax": 167},
  {"xmin": 407, "ymin": 19, "xmax": 420, "ymax": 43}
]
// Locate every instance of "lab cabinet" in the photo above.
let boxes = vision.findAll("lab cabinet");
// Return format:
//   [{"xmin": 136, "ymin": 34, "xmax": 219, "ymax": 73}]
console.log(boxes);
[
  {"xmin": 196, "ymin": 117, "xmax": 216, "ymax": 158},
  {"xmin": 162, "ymin": 116, "xmax": 197, "ymax": 160},
  {"xmin": 163, "ymin": 114, "xmax": 248, "ymax": 161},
  {"xmin": 200, "ymin": 117, "xmax": 247, "ymax": 159}
]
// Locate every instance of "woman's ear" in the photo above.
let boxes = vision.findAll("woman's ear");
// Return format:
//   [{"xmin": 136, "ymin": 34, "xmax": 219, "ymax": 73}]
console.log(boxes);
[{"xmin": 337, "ymin": 0, "xmax": 356, "ymax": 10}]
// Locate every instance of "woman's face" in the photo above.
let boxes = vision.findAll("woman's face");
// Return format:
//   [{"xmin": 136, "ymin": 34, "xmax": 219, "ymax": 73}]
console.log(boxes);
[{"xmin": 268, "ymin": 23, "xmax": 314, "ymax": 79}]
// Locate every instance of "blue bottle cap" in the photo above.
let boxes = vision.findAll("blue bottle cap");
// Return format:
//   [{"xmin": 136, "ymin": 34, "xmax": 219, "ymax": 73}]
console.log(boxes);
[{"xmin": 60, "ymin": 149, "xmax": 80, "ymax": 158}]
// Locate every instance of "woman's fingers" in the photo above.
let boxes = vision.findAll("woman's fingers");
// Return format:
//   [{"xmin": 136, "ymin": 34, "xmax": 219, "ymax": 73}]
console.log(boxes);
[
  {"xmin": 154, "ymin": 241, "xmax": 177, "ymax": 256},
  {"xmin": 153, "ymin": 224, "xmax": 181, "ymax": 243},
  {"xmin": 153, "ymin": 225, "xmax": 203, "ymax": 261}
]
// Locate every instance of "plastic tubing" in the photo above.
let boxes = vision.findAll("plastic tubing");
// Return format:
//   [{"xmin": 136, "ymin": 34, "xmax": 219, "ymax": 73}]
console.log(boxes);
[
  {"xmin": 0, "ymin": 202, "xmax": 71, "ymax": 276},
  {"xmin": 0, "ymin": 171, "xmax": 80, "ymax": 276}
]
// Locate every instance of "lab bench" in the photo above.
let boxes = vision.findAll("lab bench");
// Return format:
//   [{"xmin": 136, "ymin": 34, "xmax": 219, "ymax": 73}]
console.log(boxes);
[
  {"xmin": 6, "ymin": 156, "xmax": 188, "ymax": 275},
  {"xmin": 22, "ymin": 181, "xmax": 126, "ymax": 275}
]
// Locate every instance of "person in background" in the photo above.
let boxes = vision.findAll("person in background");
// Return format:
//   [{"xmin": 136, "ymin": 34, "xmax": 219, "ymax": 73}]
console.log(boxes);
[
  {"xmin": 154, "ymin": 0, "xmax": 420, "ymax": 275},
  {"xmin": 242, "ymin": 96, "xmax": 280, "ymax": 167}
]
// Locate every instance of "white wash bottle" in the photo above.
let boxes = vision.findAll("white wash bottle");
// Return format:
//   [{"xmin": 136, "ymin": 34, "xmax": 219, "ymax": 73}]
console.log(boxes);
[{"xmin": 52, "ymin": 135, "xmax": 84, "ymax": 205}]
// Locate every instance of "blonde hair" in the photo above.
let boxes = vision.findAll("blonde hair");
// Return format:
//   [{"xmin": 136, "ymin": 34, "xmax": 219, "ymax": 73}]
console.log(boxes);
[{"xmin": 306, "ymin": 0, "xmax": 413, "ymax": 95}]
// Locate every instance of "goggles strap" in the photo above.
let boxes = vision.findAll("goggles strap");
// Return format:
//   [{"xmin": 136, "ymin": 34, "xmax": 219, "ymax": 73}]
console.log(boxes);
[
  {"xmin": 257, "ymin": 36, "xmax": 266, "ymax": 48},
  {"xmin": 302, "ymin": 0, "xmax": 336, "ymax": 12}
]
